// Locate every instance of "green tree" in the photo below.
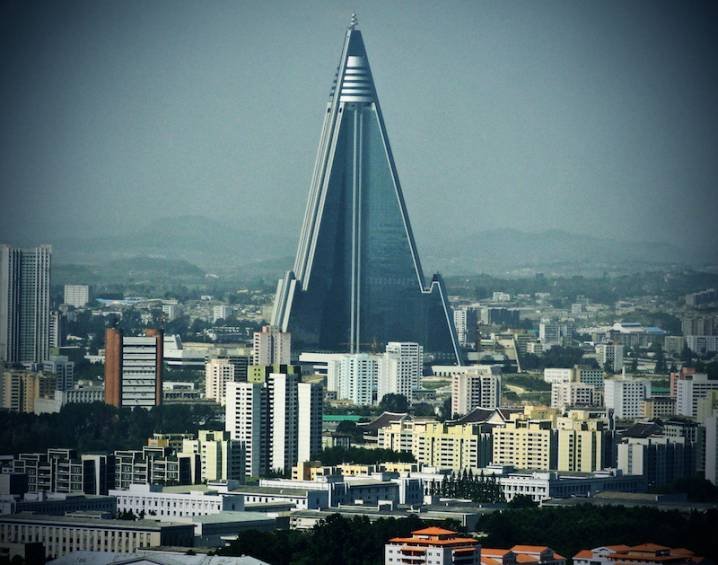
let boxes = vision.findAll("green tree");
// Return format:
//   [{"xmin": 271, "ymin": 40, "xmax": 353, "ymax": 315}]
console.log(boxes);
[{"xmin": 378, "ymin": 394, "xmax": 408, "ymax": 413}]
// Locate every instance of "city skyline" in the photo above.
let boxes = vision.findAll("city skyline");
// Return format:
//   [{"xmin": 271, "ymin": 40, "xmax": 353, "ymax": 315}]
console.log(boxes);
[{"xmin": 1, "ymin": 1, "xmax": 717, "ymax": 265}]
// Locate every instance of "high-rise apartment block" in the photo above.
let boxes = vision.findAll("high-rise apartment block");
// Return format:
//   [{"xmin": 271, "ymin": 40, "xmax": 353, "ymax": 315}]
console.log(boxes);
[
  {"xmin": 596, "ymin": 343, "xmax": 624, "ymax": 372},
  {"xmin": 539, "ymin": 318, "xmax": 567, "ymax": 349},
  {"xmin": 204, "ymin": 358, "xmax": 235, "ymax": 405},
  {"xmin": 378, "ymin": 342, "xmax": 423, "ymax": 403},
  {"xmin": 212, "ymin": 304, "xmax": 231, "ymax": 323},
  {"xmin": 492, "ymin": 419, "xmax": 557, "ymax": 470},
  {"xmin": 604, "ymin": 377, "xmax": 652, "ymax": 420},
  {"xmin": 0, "ymin": 244, "xmax": 51, "ymax": 364},
  {"xmin": 270, "ymin": 22, "xmax": 460, "ymax": 362},
  {"xmin": 551, "ymin": 382, "xmax": 598, "ymax": 412},
  {"xmin": 225, "ymin": 374, "xmax": 322, "ymax": 477},
  {"xmin": 49, "ymin": 310, "xmax": 63, "ymax": 349},
  {"xmin": 451, "ymin": 365, "xmax": 502, "ymax": 416},
  {"xmin": 1, "ymin": 369, "xmax": 55, "ymax": 413},
  {"xmin": 681, "ymin": 314, "xmax": 716, "ymax": 336},
  {"xmin": 63, "ymin": 284, "xmax": 90, "ymax": 308},
  {"xmin": 453, "ymin": 307, "xmax": 478, "ymax": 348},
  {"xmin": 42, "ymin": 355, "xmax": 75, "ymax": 392},
  {"xmin": 252, "ymin": 325, "xmax": 291, "ymax": 366},
  {"xmin": 178, "ymin": 430, "xmax": 243, "ymax": 482},
  {"xmin": 104, "ymin": 328, "xmax": 163, "ymax": 409},
  {"xmin": 676, "ymin": 373, "xmax": 718, "ymax": 419},
  {"xmin": 556, "ymin": 412, "xmax": 605, "ymax": 472}
]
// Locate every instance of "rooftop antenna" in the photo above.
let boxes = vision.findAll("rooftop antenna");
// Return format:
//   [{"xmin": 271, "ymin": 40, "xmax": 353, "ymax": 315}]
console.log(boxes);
[{"xmin": 349, "ymin": 13, "xmax": 358, "ymax": 30}]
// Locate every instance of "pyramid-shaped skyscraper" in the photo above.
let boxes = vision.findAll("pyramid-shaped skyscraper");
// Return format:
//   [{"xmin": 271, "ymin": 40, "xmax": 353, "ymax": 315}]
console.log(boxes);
[{"xmin": 272, "ymin": 18, "xmax": 461, "ymax": 363}]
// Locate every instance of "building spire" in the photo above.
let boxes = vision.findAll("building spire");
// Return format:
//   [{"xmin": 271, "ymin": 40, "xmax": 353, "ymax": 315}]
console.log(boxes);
[{"xmin": 349, "ymin": 13, "xmax": 358, "ymax": 30}]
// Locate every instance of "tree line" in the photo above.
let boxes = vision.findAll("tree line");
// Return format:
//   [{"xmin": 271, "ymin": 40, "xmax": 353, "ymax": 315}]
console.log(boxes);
[{"xmin": 0, "ymin": 402, "xmax": 219, "ymax": 455}]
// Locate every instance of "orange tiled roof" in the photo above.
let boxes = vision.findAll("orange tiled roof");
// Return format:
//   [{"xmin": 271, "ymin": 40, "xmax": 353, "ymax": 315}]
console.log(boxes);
[
  {"xmin": 412, "ymin": 526, "xmax": 457, "ymax": 536},
  {"xmin": 604, "ymin": 546, "xmax": 632, "ymax": 552},
  {"xmin": 574, "ymin": 550, "xmax": 594, "ymax": 559},
  {"xmin": 515, "ymin": 555, "xmax": 540, "ymax": 563},
  {"xmin": 512, "ymin": 546, "xmax": 552, "ymax": 553},
  {"xmin": 629, "ymin": 544, "xmax": 671, "ymax": 552},
  {"xmin": 483, "ymin": 549, "xmax": 514, "ymax": 557},
  {"xmin": 388, "ymin": 536, "xmax": 479, "ymax": 547}
]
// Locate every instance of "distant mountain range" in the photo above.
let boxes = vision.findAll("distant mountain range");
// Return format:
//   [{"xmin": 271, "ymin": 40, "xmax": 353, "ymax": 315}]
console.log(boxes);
[
  {"xmin": 26, "ymin": 216, "xmax": 716, "ymax": 279},
  {"xmin": 419, "ymin": 228, "xmax": 704, "ymax": 275}
]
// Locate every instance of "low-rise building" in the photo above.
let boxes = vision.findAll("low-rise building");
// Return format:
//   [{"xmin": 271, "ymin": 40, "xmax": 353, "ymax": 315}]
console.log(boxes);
[
  {"xmin": 573, "ymin": 544, "xmax": 703, "ymax": 565},
  {"xmin": 0, "ymin": 513, "xmax": 194, "ymax": 558},
  {"xmin": 110, "ymin": 483, "xmax": 244, "ymax": 520},
  {"xmin": 385, "ymin": 526, "xmax": 480, "ymax": 565},
  {"xmin": 0, "ymin": 492, "xmax": 116, "ymax": 516}
]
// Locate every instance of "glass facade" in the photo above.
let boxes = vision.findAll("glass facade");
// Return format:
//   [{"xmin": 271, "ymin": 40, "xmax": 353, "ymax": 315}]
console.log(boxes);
[{"xmin": 272, "ymin": 27, "xmax": 460, "ymax": 363}]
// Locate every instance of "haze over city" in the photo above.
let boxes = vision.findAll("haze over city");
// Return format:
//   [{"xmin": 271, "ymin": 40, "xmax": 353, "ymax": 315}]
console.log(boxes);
[
  {"xmin": 1, "ymin": 0, "xmax": 717, "ymax": 269},
  {"xmin": 1, "ymin": 3, "xmax": 718, "ymax": 563}
]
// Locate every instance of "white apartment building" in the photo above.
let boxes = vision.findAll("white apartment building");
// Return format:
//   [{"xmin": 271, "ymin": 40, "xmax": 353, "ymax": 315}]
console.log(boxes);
[
  {"xmin": 211, "ymin": 304, "xmax": 231, "ymax": 323},
  {"xmin": 676, "ymin": 373, "xmax": 718, "ymax": 418},
  {"xmin": 179, "ymin": 430, "xmax": 243, "ymax": 482},
  {"xmin": 270, "ymin": 373, "xmax": 299, "ymax": 473},
  {"xmin": 596, "ymin": 343, "xmax": 624, "ymax": 372},
  {"xmin": 225, "ymin": 381, "xmax": 265, "ymax": 477},
  {"xmin": 338, "ymin": 353, "xmax": 380, "ymax": 406},
  {"xmin": 604, "ymin": 377, "xmax": 651, "ymax": 419},
  {"xmin": 110, "ymin": 483, "xmax": 244, "ymax": 520},
  {"xmin": 63, "ymin": 284, "xmax": 90, "ymax": 308},
  {"xmin": 544, "ymin": 366, "xmax": 604, "ymax": 388},
  {"xmin": 225, "ymin": 376, "xmax": 323, "ymax": 477},
  {"xmin": 451, "ymin": 366, "xmax": 502, "ymax": 416},
  {"xmin": 379, "ymin": 342, "xmax": 423, "ymax": 404},
  {"xmin": 204, "ymin": 358, "xmax": 235, "ymax": 405},
  {"xmin": 686, "ymin": 335, "xmax": 718, "ymax": 355},
  {"xmin": 543, "ymin": 368, "xmax": 573, "ymax": 384},
  {"xmin": 252, "ymin": 325, "xmax": 291, "ymax": 366},
  {"xmin": 551, "ymin": 382, "xmax": 597, "ymax": 412}
]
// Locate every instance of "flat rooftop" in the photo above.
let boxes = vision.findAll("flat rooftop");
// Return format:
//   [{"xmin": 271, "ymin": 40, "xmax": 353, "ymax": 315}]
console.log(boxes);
[{"xmin": 0, "ymin": 512, "xmax": 190, "ymax": 530}]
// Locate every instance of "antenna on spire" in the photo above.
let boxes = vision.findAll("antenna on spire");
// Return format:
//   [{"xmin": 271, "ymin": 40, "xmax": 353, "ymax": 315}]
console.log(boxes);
[{"xmin": 349, "ymin": 13, "xmax": 358, "ymax": 30}]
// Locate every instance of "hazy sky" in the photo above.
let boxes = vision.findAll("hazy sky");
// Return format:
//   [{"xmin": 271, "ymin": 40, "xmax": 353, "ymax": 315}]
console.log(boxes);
[{"xmin": 1, "ymin": 0, "xmax": 716, "ymax": 252}]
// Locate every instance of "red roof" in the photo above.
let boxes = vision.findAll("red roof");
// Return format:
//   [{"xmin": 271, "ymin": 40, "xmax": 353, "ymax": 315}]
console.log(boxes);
[
  {"xmin": 413, "ymin": 526, "xmax": 457, "ymax": 536},
  {"xmin": 630, "ymin": 544, "xmax": 670, "ymax": 552},
  {"xmin": 574, "ymin": 550, "xmax": 594, "ymax": 559},
  {"xmin": 512, "ymin": 546, "xmax": 552, "ymax": 553}
]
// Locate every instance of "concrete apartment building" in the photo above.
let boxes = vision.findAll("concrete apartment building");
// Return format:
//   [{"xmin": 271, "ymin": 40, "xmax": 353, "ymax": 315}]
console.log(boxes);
[
  {"xmin": 451, "ymin": 365, "xmax": 502, "ymax": 416},
  {"xmin": 178, "ymin": 430, "xmax": 244, "ymax": 482},
  {"xmin": 63, "ymin": 284, "xmax": 90, "ymax": 308},
  {"xmin": 676, "ymin": 373, "xmax": 718, "ymax": 418},
  {"xmin": 252, "ymin": 325, "xmax": 291, "ymax": 366},
  {"xmin": 0, "ymin": 244, "xmax": 52, "ymax": 365},
  {"xmin": 604, "ymin": 377, "xmax": 652, "ymax": 419},
  {"xmin": 492, "ymin": 419, "xmax": 557, "ymax": 471},
  {"xmin": 104, "ymin": 328, "xmax": 163, "ymax": 408},
  {"xmin": 225, "ymin": 374, "xmax": 322, "ymax": 477},
  {"xmin": 204, "ymin": 358, "xmax": 235, "ymax": 406}
]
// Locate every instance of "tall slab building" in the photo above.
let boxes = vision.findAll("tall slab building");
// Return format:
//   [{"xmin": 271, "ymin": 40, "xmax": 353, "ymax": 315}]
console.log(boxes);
[
  {"xmin": 0, "ymin": 244, "xmax": 52, "ymax": 365},
  {"xmin": 272, "ymin": 18, "xmax": 461, "ymax": 363}
]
